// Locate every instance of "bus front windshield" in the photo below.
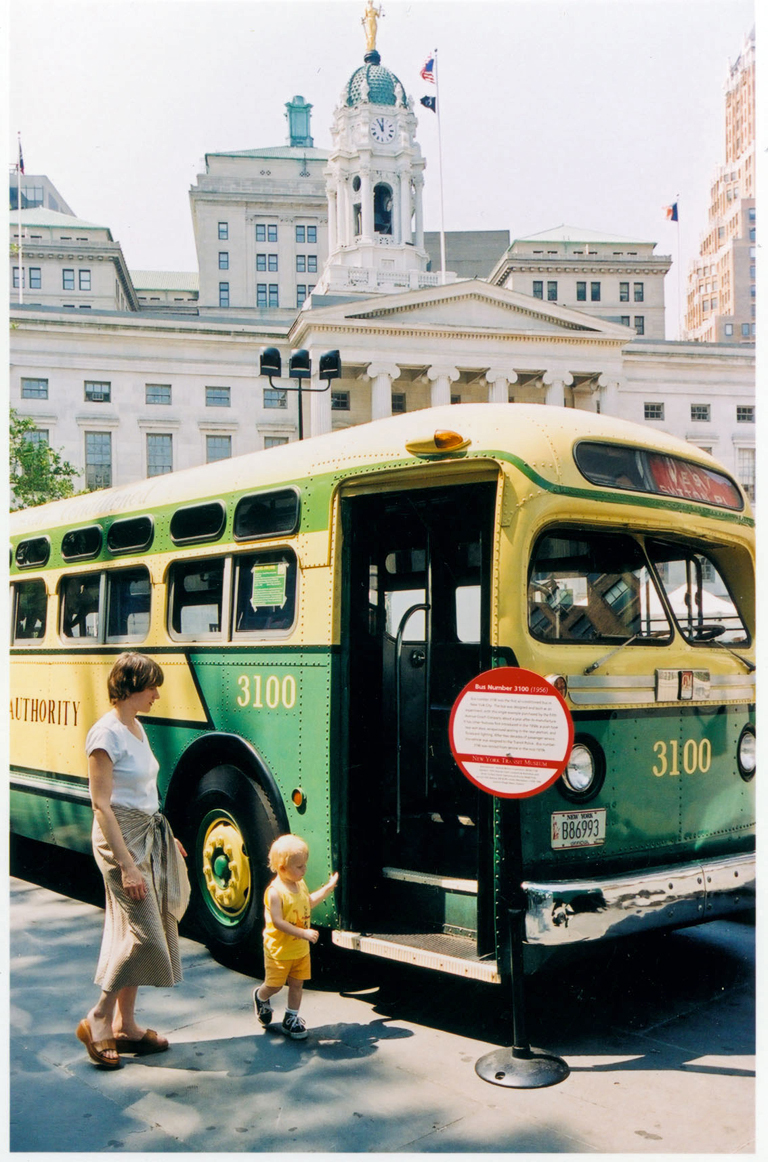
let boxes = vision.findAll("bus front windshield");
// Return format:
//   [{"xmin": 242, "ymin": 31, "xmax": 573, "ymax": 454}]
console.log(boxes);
[{"xmin": 645, "ymin": 540, "xmax": 749, "ymax": 646}]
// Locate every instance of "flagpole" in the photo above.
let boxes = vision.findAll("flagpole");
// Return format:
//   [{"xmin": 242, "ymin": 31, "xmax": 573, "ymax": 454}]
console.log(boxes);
[
  {"xmin": 433, "ymin": 48, "xmax": 447, "ymax": 285},
  {"xmin": 17, "ymin": 132, "xmax": 24, "ymax": 305},
  {"xmin": 676, "ymin": 195, "xmax": 682, "ymax": 339}
]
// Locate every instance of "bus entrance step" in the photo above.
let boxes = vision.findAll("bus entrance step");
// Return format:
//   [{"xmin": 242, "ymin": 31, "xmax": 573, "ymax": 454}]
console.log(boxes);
[{"xmin": 331, "ymin": 928, "xmax": 500, "ymax": 984}]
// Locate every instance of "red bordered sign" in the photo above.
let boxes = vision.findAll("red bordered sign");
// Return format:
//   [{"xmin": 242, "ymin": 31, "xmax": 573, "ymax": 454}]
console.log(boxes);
[{"xmin": 449, "ymin": 667, "xmax": 574, "ymax": 799}]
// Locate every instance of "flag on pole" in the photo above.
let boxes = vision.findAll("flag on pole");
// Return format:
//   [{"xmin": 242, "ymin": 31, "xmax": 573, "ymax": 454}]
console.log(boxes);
[
  {"xmin": 420, "ymin": 54, "xmax": 435, "ymax": 82},
  {"xmin": 18, "ymin": 136, "xmax": 24, "ymax": 174},
  {"xmin": 664, "ymin": 202, "xmax": 678, "ymax": 222},
  {"xmin": 420, "ymin": 95, "xmax": 436, "ymax": 112}
]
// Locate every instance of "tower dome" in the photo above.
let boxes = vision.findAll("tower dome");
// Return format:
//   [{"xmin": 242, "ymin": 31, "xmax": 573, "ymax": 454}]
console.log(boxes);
[{"xmin": 345, "ymin": 50, "xmax": 404, "ymax": 106}]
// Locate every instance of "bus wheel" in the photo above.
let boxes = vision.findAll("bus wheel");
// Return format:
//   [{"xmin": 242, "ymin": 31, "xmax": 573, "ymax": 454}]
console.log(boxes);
[{"xmin": 182, "ymin": 764, "xmax": 280, "ymax": 972}]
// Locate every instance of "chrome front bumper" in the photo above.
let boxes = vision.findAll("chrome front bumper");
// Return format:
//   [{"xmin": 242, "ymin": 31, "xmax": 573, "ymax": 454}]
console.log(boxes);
[{"xmin": 523, "ymin": 851, "xmax": 755, "ymax": 946}]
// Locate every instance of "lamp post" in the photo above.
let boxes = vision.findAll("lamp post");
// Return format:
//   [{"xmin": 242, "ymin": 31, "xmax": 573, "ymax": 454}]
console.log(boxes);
[{"xmin": 259, "ymin": 347, "xmax": 342, "ymax": 441}]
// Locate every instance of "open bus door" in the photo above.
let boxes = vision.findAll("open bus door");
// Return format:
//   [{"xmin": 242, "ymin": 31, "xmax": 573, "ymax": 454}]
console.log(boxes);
[{"xmin": 337, "ymin": 480, "xmax": 501, "ymax": 980}]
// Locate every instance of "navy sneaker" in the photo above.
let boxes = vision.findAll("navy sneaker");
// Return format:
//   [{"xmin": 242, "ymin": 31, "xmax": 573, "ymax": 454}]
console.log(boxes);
[
  {"xmin": 281, "ymin": 1012, "xmax": 307, "ymax": 1040},
  {"xmin": 253, "ymin": 988, "xmax": 273, "ymax": 1027}
]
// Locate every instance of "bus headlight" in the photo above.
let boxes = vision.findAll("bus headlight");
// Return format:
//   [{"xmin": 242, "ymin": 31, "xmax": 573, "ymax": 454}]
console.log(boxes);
[
  {"xmin": 737, "ymin": 726, "xmax": 756, "ymax": 781},
  {"xmin": 558, "ymin": 739, "xmax": 605, "ymax": 803}
]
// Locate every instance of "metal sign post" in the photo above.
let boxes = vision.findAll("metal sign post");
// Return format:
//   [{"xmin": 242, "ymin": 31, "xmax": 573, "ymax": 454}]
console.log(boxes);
[
  {"xmin": 259, "ymin": 348, "xmax": 341, "ymax": 441},
  {"xmin": 448, "ymin": 666, "xmax": 573, "ymax": 1088}
]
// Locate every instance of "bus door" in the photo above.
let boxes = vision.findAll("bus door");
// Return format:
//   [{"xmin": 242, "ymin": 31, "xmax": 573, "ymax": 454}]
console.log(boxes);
[{"xmin": 340, "ymin": 481, "xmax": 497, "ymax": 950}]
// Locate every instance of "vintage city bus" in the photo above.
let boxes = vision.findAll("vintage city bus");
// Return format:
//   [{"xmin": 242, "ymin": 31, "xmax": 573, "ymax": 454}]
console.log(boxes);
[{"xmin": 9, "ymin": 404, "xmax": 755, "ymax": 981}]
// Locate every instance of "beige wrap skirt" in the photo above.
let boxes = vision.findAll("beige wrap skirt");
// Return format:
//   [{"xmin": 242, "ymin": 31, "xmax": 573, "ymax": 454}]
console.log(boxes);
[{"xmin": 92, "ymin": 805, "xmax": 191, "ymax": 992}]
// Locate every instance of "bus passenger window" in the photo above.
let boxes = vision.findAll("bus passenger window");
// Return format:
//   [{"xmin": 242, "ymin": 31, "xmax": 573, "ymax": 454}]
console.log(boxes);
[
  {"xmin": 107, "ymin": 568, "xmax": 151, "ymax": 642},
  {"xmin": 646, "ymin": 541, "xmax": 749, "ymax": 645},
  {"xmin": 528, "ymin": 530, "xmax": 671, "ymax": 644},
  {"xmin": 60, "ymin": 574, "xmax": 102, "ymax": 639},
  {"xmin": 169, "ymin": 559, "xmax": 225, "ymax": 637},
  {"xmin": 233, "ymin": 551, "xmax": 297, "ymax": 635},
  {"xmin": 13, "ymin": 579, "xmax": 47, "ymax": 641},
  {"xmin": 455, "ymin": 585, "xmax": 481, "ymax": 643}
]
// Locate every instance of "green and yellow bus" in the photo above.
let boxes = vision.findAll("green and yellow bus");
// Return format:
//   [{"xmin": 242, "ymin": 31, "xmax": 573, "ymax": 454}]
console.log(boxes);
[{"xmin": 10, "ymin": 404, "xmax": 755, "ymax": 981}]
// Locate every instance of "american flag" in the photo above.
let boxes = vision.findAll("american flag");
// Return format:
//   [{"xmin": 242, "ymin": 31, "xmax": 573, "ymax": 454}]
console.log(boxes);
[{"xmin": 420, "ymin": 55, "xmax": 435, "ymax": 82}]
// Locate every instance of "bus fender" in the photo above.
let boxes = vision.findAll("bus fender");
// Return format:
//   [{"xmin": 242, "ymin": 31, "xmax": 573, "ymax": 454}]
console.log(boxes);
[{"xmin": 162, "ymin": 731, "xmax": 290, "ymax": 835}]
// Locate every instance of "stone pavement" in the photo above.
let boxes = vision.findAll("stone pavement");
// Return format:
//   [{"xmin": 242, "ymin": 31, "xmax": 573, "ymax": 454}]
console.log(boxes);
[{"xmin": 9, "ymin": 872, "xmax": 756, "ymax": 1153}]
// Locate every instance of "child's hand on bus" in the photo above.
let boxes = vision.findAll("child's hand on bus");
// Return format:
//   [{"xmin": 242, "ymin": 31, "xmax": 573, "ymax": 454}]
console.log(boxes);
[
  {"xmin": 307, "ymin": 928, "xmax": 320, "ymax": 944},
  {"xmin": 327, "ymin": 871, "xmax": 339, "ymax": 890}
]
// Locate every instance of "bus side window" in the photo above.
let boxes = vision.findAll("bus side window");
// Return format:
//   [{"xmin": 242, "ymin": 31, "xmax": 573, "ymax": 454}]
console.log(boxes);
[
  {"xmin": 233, "ymin": 550, "xmax": 297, "ymax": 635},
  {"xmin": 106, "ymin": 567, "xmax": 151, "ymax": 642},
  {"xmin": 60, "ymin": 574, "xmax": 102, "ymax": 640},
  {"xmin": 169, "ymin": 558, "xmax": 225, "ymax": 638},
  {"xmin": 12, "ymin": 579, "xmax": 47, "ymax": 642}
]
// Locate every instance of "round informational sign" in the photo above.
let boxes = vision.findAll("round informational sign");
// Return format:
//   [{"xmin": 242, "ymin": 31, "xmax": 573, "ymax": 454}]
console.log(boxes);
[{"xmin": 449, "ymin": 667, "xmax": 574, "ymax": 799}]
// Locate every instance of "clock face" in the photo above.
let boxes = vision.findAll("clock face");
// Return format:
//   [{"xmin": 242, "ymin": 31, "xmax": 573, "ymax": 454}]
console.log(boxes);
[{"xmin": 370, "ymin": 116, "xmax": 396, "ymax": 143}]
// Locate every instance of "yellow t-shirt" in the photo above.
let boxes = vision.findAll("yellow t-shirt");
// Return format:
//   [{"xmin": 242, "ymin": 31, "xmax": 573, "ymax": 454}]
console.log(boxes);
[{"xmin": 263, "ymin": 877, "xmax": 311, "ymax": 961}]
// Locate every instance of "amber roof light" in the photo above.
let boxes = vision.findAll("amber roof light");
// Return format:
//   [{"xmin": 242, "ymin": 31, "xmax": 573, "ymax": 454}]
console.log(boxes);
[{"xmin": 405, "ymin": 429, "xmax": 471, "ymax": 458}]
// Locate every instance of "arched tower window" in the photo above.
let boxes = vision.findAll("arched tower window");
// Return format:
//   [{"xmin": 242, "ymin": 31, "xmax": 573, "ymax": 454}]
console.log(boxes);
[
  {"xmin": 352, "ymin": 176, "xmax": 362, "ymax": 236},
  {"xmin": 374, "ymin": 183, "xmax": 393, "ymax": 236}
]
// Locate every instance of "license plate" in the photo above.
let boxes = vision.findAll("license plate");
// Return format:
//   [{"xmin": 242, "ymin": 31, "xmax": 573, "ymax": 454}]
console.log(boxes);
[{"xmin": 551, "ymin": 808, "xmax": 606, "ymax": 849}]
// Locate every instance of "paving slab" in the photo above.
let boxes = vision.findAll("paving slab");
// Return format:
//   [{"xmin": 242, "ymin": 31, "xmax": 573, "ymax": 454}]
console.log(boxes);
[{"xmin": 9, "ymin": 866, "xmax": 756, "ymax": 1154}]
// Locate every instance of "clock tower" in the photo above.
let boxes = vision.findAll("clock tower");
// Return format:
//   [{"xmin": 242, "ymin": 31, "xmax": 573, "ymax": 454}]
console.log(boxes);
[{"xmin": 314, "ymin": 4, "xmax": 429, "ymax": 296}]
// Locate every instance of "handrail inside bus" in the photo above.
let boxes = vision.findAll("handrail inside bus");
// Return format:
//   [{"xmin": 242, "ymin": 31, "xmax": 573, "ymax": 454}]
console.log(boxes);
[{"xmin": 394, "ymin": 602, "xmax": 430, "ymax": 836}]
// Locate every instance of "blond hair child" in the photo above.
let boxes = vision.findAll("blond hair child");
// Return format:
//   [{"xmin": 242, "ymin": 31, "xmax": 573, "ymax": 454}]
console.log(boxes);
[{"xmin": 253, "ymin": 835, "xmax": 338, "ymax": 1039}]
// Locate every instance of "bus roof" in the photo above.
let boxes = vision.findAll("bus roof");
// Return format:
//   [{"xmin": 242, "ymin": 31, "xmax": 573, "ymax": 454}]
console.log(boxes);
[{"xmin": 10, "ymin": 404, "xmax": 750, "ymax": 536}]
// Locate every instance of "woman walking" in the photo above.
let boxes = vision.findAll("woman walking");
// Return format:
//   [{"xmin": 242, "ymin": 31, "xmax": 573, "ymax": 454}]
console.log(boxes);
[{"xmin": 76, "ymin": 652, "xmax": 189, "ymax": 1068}]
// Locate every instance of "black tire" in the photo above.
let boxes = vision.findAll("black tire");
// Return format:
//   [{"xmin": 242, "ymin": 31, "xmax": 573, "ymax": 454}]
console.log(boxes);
[{"xmin": 179, "ymin": 764, "xmax": 281, "ymax": 972}]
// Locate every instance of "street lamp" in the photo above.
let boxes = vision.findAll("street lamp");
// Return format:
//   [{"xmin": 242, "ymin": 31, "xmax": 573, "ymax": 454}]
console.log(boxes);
[{"xmin": 259, "ymin": 347, "xmax": 342, "ymax": 440}]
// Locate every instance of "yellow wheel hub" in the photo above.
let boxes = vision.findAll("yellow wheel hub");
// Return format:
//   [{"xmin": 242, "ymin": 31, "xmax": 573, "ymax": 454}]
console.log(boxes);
[{"xmin": 201, "ymin": 817, "xmax": 251, "ymax": 917}]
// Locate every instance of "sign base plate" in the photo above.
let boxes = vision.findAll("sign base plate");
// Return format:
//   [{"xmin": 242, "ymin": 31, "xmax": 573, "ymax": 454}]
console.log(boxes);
[{"xmin": 475, "ymin": 1045, "xmax": 570, "ymax": 1089}]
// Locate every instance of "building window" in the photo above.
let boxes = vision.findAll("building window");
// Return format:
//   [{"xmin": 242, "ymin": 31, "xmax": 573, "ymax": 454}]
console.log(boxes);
[
  {"xmin": 576, "ymin": 281, "xmax": 586, "ymax": 301},
  {"xmin": 206, "ymin": 386, "xmax": 231, "ymax": 407},
  {"xmin": 264, "ymin": 388, "xmax": 287, "ymax": 409},
  {"xmin": 644, "ymin": 402, "xmax": 664, "ymax": 421},
  {"xmin": 257, "ymin": 224, "xmax": 278, "ymax": 243},
  {"xmin": 269, "ymin": 284, "xmax": 279, "ymax": 307},
  {"xmin": 85, "ymin": 431, "xmax": 112, "ymax": 489},
  {"xmin": 634, "ymin": 316, "xmax": 645, "ymax": 335},
  {"xmin": 63, "ymin": 269, "xmax": 75, "ymax": 290},
  {"xmin": 392, "ymin": 393, "xmax": 406, "ymax": 414},
  {"xmin": 748, "ymin": 207, "xmax": 756, "ymax": 222},
  {"xmin": 724, "ymin": 323, "xmax": 734, "ymax": 337},
  {"xmin": 741, "ymin": 323, "xmax": 750, "ymax": 337},
  {"xmin": 547, "ymin": 281, "xmax": 557, "ymax": 301},
  {"xmin": 307, "ymin": 225, "xmax": 317, "ymax": 243},
  {"xmin": 307, "ymin": 255, "xmax": 317, "ymax": 273},
  {"xmin": 23, "ymin": 428, "xmax": 49, "ymax": 447},
  {"xmin": 295, "ymin": 226, "xmax": 305, "ymax": 243},
  {"xmin": 620, "ymin": 316, "xmax": 631, "ymax": 327},
  {"xmin": 736, "ymin": 447, "xmax": 755, "ymax": 502},
  {"xmin": 590, "ymin": 281, "xmax": 601, "ymax": 302},
  {"xmin": 633, "ymin": 282, "xmax": 644, "ymax": 302},
  {"xmin": 206, "ymin": 435, "xmax": 232, "ymax": 463},
  {"xmin": 257, "ymin": 284, "xmax": 267, "ymax": 307},
  {"xmin": 21, "ymin": 377, "xmax": 49, "ymax": 399},
  {"xmin": 12, "ymin": 267, "xmax": 24, "ymax": 288},
  {"xmin": 84, "ymin": 380, "xmax": 111, "ymax": 402},
  {"xmin": 218, "ymin": 222, "xmax": 228, "ymax": 240},
  {"xmin": 146, "ymin": 384, "xmax": 172, "ymax": 405},
  {"xmin": 79, "ymin": 269, "xmax": 91, "ymax": 291},
  {"xmin": 690, "ymin": 404, "xmax": 710, "ymax": 422},
  {"xmin": 736, "ymin": 406, "xmax": 754, "ymax": 423},
  {"xmin": 296, "ymin": 285, "xmax": 307, "ymax": 307},
  {"xmin": 749, "ymin": 228, "xmax": 755, "ymax": 241},
  {"xmin": 331, "ymin": 391, "xmax": 350, "ymax": 411},
  {"xmin": 619, "ymin": 282, "xmax": 630, "ymax": 302},
  {"xmin": 257, "ymin": 254, "xmax": 266, "ymax": 272},
  {"xmin": 532, "ymin": 280, "xmax": 543, "ymax": 299},
  {"xmin": 219, "ymin": 282, "xmax": 229, "ymax": 307},
  {"xmin": 265, "ymin": 436, "xmax": 289, "ymax": 449},
  {"xmin": 219, "ymin": 252, "xmax": 229, "ymax": 269},
  {"xmin": 296, "ymin": 255, "xmax": 306, "ymax": 273},
  {"xmin": 267, "ymin": 254, "xmax": 277, "ymax": 273},
  {"xmin": 147, "ymin": 433, "xmax": 173, "ymax": 477},
  {"xmin": 29, "ymin": 267, "xmax": 41, "ymax": 289}
]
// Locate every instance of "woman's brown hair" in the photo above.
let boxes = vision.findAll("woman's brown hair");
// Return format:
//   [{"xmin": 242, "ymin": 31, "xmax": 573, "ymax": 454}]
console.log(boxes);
[{"xmin": 107, "ymin": 652, "xmax": 164, "ymax": 704}]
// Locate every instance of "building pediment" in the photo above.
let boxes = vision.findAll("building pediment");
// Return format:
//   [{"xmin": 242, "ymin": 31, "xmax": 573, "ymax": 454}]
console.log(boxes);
[{"xmin": 295, "ymin": 279, "xmax": 631, "ymax": 342}]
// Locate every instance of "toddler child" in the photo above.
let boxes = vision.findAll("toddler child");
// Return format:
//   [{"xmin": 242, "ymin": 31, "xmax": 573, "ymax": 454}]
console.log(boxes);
[{"xmin": 253, "ymin": 834, "xmax": 338, "ymax": 1039}]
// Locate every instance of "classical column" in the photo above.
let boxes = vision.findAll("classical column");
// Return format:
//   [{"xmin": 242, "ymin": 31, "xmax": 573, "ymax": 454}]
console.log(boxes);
[
  {"xmin": 598, "ymin": 376, "xmax": 623, "ymax": 416},
  {"xmin": 361, "ymin": 169, "xmax": 373, "ymax": 238},
  {"xmin": 543, "ymin": 370, "xmax": 574, "ymax": 408},
  {"xmin": 327, "ymin": 187, "xmax": 337, "ymax": 253},
  {"xmin": 367, "ymin": 362, "xmax": 401, "ymax": 420},
  {"xmin": 485, "ymin": 369, "xmax": 518, "ymax": 404},
  {"xmin": 413, "ymin": 175, "xmax": 424, "ymax": 249},
  {"xmin": 399, "ymin": 171, "xmax": 411, "ymax": 244},
  {"xmin": 427, "ymin": 364, "xmax": 460, "ymax": 407}
]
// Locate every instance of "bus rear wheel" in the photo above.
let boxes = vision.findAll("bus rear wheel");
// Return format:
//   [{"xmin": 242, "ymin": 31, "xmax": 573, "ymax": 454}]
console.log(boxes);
[{"xmin": 181, "ymin": 764, "xmax": 280, "ymax": 972}]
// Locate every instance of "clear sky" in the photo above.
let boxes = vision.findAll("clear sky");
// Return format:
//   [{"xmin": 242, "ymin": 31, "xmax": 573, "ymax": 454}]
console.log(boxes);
[{"xmin": 8, "ymin": 0, "xmax": 756, "ymax": 337}]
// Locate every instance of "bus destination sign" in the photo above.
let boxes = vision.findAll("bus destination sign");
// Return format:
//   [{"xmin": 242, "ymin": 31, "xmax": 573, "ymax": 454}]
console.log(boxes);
[{"xmin": 449, "ymin": 667, "xmax": 574, "ymax": 799}]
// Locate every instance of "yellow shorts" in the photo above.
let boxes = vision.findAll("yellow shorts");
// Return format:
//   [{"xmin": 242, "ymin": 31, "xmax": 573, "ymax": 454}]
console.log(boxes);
[{"xmin": 263, "ymin": 950, "xmax": 311, "ymax": 987}]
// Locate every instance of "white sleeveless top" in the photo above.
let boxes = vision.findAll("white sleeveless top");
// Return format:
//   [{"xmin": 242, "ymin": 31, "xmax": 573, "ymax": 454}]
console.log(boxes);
[{"xmin": 85, "ymin": 710, "xmax": 160, "ymax": 815}]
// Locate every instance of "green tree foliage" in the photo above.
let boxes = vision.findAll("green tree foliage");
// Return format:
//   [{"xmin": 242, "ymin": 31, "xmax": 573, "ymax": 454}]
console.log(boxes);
[{"xmin": 10, "ymin": 409, "xmax": 79, "ymax": 509}]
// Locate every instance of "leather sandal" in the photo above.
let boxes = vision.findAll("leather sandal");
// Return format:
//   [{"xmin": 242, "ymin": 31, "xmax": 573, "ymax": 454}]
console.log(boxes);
[
  {"xmin": 76, "ymin": 1018, "xmax": 122, "ymax": 1069},
  {"xmin": 114, "ymin": 1028, "xmax": 169, "ymax": 1055}
]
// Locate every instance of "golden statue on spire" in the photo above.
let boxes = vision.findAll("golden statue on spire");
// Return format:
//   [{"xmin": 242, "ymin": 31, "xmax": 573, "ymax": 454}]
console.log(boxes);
[{"xmin": 362, "ymin": 1, "xmax": 382, "ymax": 53}]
